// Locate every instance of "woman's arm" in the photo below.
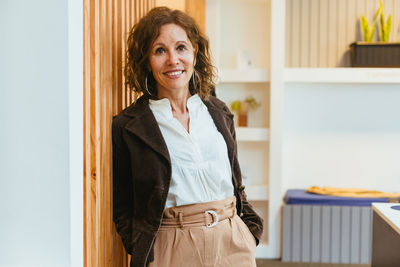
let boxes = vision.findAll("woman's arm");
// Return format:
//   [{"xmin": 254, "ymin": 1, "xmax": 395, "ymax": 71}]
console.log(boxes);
[{"xmin": 226, "ymin": 105, "xmax": 264, "ymax": 245}]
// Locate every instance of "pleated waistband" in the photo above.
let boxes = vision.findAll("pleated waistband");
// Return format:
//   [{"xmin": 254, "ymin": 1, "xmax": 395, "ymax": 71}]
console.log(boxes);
[{"xmin": 160, "ymin": 197, "xmax": 236, "ymax": 229}]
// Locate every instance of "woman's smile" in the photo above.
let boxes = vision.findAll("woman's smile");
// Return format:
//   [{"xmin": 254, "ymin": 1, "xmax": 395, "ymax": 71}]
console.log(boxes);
[{"xmin": 164, "ymin": 69, "xmax": 185, "ymax": 78}]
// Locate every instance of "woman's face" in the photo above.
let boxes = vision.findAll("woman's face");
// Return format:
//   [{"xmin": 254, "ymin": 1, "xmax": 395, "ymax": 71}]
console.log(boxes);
[{"xmin": 149, "ymin": 23, "xmax": 196, "ymax": 97}]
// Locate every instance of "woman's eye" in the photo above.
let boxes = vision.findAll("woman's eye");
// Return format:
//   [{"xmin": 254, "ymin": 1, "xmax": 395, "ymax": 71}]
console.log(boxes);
[
  {"xmin": 177, "ymin": 45, "xmax": 186, "ymax": 51},
  {"xmin": 155, "ymin": 47, "xmax": 165, "ymax": 54}
]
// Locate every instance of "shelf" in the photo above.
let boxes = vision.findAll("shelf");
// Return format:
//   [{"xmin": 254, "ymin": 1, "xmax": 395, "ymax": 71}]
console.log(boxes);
[
  {"xmin": 246, "ymin": 185, "xmax": 269, "ymax": 201},
  {"xmin": 236, "ymin": 127, "xmax": 269, "ymax": 142},
  {"xmin": 219, "ymin": 68, "xmax": 269, "ymax": 83},
  {"xmin": 283, "ymin": 68, "xmax": 400, "ymax": 84}
]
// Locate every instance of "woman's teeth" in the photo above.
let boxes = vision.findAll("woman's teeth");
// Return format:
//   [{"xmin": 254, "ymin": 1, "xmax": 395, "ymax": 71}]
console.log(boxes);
[{"xmin": 166, "ymin": 70, "xmax": 183, "ymax": 76}]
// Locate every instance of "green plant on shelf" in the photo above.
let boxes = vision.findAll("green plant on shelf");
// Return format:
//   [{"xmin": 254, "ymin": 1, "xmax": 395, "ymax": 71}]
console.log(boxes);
[
  {"xmin": 230, "ymin": 97, "xmax": 261, "ymax": 127},
  {"xmin": 378, "ymin": 0, "xmax": 392, "ymax": 42},
  {"xmin": 230, "ymin": 97, "xmax": 260, "ymax": 113},
  {"xmin": 360, "ymin": 6, "xmax": 380, "ymax": 42}
]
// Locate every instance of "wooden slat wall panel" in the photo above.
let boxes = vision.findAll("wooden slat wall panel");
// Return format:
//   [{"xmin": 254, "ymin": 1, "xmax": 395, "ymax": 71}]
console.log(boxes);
[
  {"xmin": 83, "ymin": 1, "xmax": 155, "ymax": 267},
  {"xmin": 185, "ymin": 0, "xmax": 206, "ymax": 33},
  {"xmin": 286, "ymin": 0, "xmax": 400, "ymax": 67}
]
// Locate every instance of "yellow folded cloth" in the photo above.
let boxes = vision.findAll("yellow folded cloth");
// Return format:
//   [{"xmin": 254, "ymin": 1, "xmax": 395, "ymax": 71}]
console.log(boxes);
[{"xmin": 307, "ymin": 186, "xmax": 400, "ymax": 199}]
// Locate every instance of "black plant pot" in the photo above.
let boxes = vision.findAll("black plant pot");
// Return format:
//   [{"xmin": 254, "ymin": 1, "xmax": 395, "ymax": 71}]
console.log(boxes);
[{"xmin": 349, "ymin": 42, "xmax": 400, "ymax": 67}]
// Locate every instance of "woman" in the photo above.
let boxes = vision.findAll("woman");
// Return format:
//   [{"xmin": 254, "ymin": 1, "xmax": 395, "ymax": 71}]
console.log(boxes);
[{"xmin": 112, "ymin": 7, "xmax": 263, "ymax": 267}]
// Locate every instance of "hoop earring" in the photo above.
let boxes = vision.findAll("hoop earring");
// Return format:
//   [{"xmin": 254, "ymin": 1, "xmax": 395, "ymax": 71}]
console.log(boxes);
[{"xmin": 144, "ymin": 73, "xmax": 152, "ymax": 96}]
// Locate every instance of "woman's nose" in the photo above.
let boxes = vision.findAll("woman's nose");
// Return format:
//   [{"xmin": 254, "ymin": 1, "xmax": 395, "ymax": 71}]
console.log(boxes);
[{"xmin": 167, "ymin": 51, "xmax": 179, "ymax": 65}]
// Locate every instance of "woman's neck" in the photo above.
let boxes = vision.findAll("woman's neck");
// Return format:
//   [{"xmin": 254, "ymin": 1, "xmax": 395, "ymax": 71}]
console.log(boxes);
[{"xmin": 157, "ymin": 89, "xmax": 191, "ymax": 115}]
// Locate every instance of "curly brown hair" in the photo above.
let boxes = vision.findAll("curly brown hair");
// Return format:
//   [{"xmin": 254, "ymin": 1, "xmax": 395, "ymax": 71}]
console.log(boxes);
[{"xmin": 124, "ymin": 7, "xmax": 216, "ymax": 100}]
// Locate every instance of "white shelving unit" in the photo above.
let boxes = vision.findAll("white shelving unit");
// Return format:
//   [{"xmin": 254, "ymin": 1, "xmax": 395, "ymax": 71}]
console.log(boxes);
[
  {"xmin": 207, "ymin": 0, "xmax": 400, "ymax": 261},
  {"xmin": 236, "ymin": 127, "xmax": 269, "ymax": 142},
  {"xmin": 206, "ymin": 0, "xmax": 274, "ymax": 258}
]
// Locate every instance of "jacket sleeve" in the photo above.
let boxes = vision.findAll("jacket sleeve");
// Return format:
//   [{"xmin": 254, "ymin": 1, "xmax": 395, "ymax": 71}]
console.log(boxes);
[
  {"xmin": 225, "ymin": 106, "xmax": 264, "ymax": 245},
  {"xmin": 112, "ymin": 118, "xmax": 134, "ymax": 254}
]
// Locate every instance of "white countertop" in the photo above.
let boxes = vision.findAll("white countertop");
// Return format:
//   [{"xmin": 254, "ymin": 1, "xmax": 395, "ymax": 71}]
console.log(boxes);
[{"xmin": 372, "ymin": 203, "xmax": 400, "ymax": 235}]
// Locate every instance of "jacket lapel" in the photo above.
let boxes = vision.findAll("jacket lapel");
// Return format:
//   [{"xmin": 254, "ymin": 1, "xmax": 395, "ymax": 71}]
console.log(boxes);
[
  {"xmin": 203, "ymin": 99, "xmax": 236, "ymax": 167},
  {"xmin": 123, "ymin": 96, "xmax": 171, "ymax": 164}
]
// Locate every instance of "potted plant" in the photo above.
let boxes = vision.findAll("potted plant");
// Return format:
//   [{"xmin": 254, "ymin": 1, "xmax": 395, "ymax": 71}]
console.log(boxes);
[
  {"xmin": 350, "ymin": 0, "xmax": 400, "ymax": 67},
  {"xmin": 230, "ymin": 96, "xmax": 261, "ymax": 127}
]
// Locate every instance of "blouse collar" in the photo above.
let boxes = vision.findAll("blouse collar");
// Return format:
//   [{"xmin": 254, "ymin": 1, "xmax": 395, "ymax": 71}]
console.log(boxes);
[{"xmin": 149, "ymin": 94, "xmax": 201, "ymax": 119}]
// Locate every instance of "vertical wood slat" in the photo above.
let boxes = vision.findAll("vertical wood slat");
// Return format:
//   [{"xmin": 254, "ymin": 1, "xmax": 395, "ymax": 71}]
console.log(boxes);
[
  {"xmin": 285, "ymin": 0, "xmax": 400, "ymax": 67},
  {"xmin": 84, "ymin": 1, "xmax": 154, "ymax": 266},
  {"xmin": 309, "ymin": 0, "xmax": 319, "ymax": 67},
  {"xmin": 291, "ymin": 0, "xmax": 300, "ymax": 67},
  {"xmin": 318, "ymin": 0, "xmax": 328, "ymax": 67},
  {"xmin": 300, "ymin": 0, "xmax": 309, "ymax": 68},
  {"xmin": 185, "ymin": 0, "xmax": 206, "ymax": 33}
]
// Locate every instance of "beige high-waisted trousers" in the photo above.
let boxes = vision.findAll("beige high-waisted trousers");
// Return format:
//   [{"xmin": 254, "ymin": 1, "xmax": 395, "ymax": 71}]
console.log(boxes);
[{"xmin": 148, "ymin": 197, "xmax": 257, "ymax": 267}]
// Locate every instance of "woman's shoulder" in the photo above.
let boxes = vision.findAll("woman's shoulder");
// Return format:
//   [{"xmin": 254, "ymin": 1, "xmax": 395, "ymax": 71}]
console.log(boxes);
[{"xmin": 112, "ymin": 94, "xmax": 149, "ymax": 128}]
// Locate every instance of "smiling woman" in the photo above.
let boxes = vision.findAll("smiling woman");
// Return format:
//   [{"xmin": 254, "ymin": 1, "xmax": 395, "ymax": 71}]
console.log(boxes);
[
  {"xmin": 113, "ymin": 6, "xmax": 263, "ymax": 267},
  {"xmin": 124, "ymin": 7, "xmax": 215, "ymax": 100}
]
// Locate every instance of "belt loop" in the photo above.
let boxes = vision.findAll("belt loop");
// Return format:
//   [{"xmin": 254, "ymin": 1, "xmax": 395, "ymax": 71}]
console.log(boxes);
[{"xmin": 178, "ymin": 212, "xmax": 184, "ymax": 229}]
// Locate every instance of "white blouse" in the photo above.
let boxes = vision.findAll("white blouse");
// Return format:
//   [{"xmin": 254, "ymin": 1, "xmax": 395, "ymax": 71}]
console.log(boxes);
[{"xmin": 149, "ymin": 94, "xmax": 234, "ymax": 208}]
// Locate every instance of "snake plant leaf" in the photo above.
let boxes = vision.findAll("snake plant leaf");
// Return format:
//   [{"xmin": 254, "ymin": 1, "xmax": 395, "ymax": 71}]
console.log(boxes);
[
  {"xmin": 361, "ymin": 16, "xmax": 367, "ymax": 31},
  {"xmin": 370, "ymin": 7, "xmax": 381, "ymax": 41},
  {"xmin": 384, "ymin": 15, "xmax": 392, "ymax": 42},
  {"xmin": 361, "ymin": 16, "xmax": 370, "ymax": 41},
  {"xmin": 379, "ymin": 0, "xmax": 385, "ymax": 41},
  {"xmin": 380, "ymin": 0, "xmax": 385, "ymax": 19}
]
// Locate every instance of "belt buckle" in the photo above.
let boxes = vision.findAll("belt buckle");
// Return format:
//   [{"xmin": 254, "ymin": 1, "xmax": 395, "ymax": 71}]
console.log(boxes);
[{"xmin": 205, "ymin": 210, "xmax": 219, "ymax": 228}]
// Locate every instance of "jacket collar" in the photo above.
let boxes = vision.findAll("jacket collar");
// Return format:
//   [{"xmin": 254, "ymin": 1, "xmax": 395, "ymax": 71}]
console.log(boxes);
[
  {"xmin": 122, "ymin": 94, "xmax": 235, "ymax": 166},
  {"xmin": 123, "ymin": 95, "xmax": 171, "ymax": 164}
]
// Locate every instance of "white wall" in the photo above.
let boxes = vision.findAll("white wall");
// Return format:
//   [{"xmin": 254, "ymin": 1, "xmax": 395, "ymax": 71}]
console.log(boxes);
[
  {"xmin": 283, "ymin": 83, "xmax": 400, "ymax": 193},
  {"xmin": 0, "ymin": 0, "xmax": 78, "ymax": 266}
]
